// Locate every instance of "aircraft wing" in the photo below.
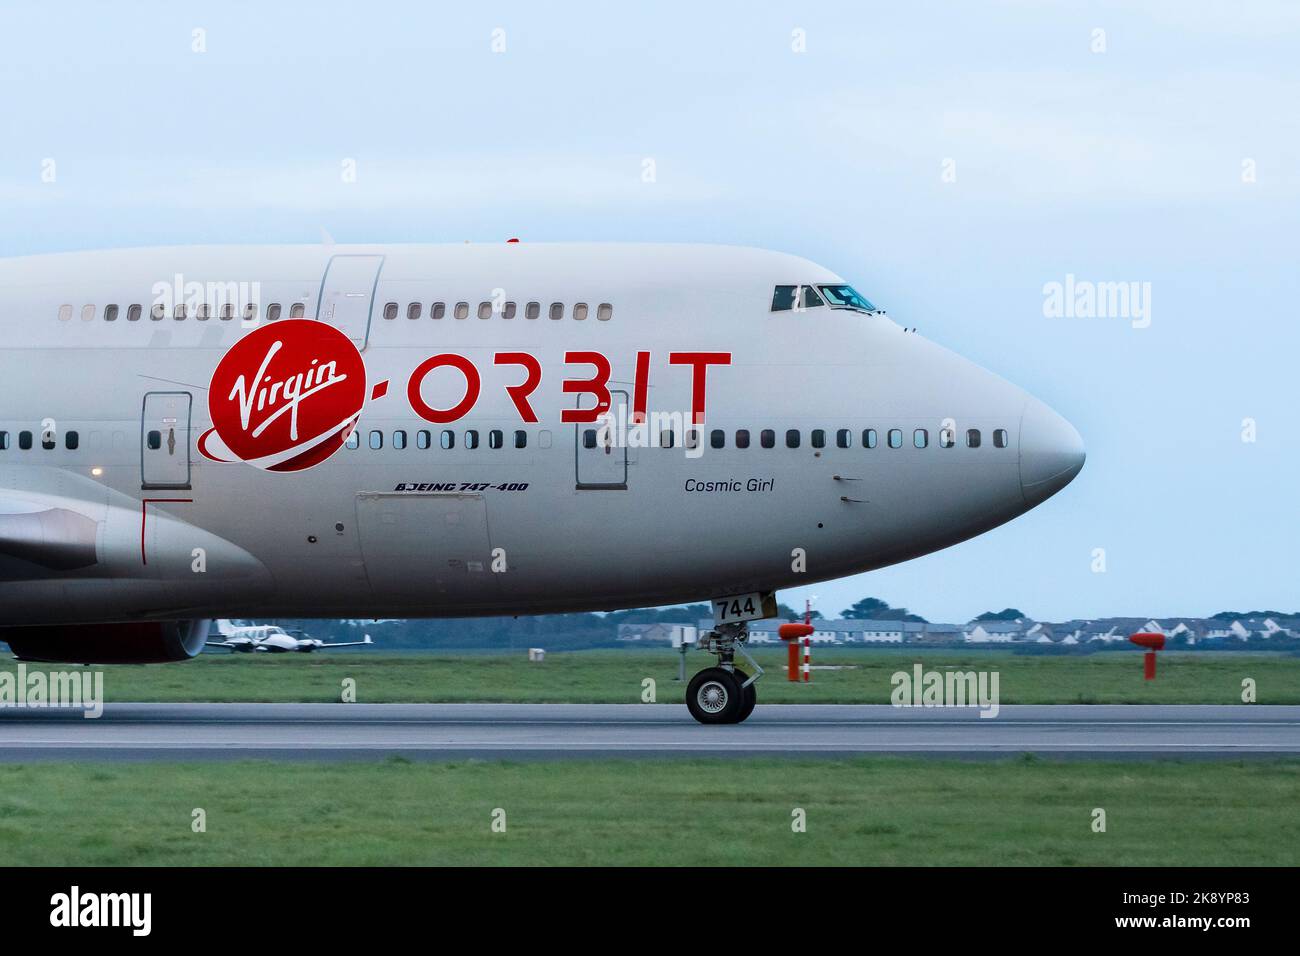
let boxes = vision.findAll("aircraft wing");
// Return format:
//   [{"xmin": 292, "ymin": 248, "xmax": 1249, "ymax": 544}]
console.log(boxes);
[{"xmin": 316, "ymin": 635, "xmax": 374, "ymax": 649}]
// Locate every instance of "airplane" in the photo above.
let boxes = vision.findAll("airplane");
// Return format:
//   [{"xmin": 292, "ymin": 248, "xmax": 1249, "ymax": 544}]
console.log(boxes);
[
  {"xmin": 0, "ymin": 241, "xmax": 1083, "ymax": 723},
  {"xmin": 205, "ymin": 619, "xmax": 373, "ymax": 653}
]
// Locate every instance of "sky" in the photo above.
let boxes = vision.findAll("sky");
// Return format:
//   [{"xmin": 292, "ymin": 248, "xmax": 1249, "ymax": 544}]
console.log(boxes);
[{"xmin": 0, "ymin": 1, "xmax": 1296, "ymax": 623}]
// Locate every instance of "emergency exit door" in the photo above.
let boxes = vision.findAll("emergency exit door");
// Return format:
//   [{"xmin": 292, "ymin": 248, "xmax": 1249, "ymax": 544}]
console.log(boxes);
[
  {"xmin": 141, "ymin": 391, "xmax": 192, "ymax": 490},
  {"xmin": 317, "ymin": 254, "xmax": 384, "ymax": 348}
]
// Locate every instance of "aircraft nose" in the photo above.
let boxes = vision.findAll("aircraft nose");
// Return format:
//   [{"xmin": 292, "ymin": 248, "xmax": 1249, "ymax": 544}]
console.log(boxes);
[{"xmin": 1019, "ymin": 396, "xmax": 1085, "ymax": 507}]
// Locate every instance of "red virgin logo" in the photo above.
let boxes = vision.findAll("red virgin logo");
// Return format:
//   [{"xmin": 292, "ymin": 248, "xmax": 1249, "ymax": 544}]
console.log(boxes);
[{"xmin": 199, "ymin": 321, "xmax": 368, "ymax": 472}]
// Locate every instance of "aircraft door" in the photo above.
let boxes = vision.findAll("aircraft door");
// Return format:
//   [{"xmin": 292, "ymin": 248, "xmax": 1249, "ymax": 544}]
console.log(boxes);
[
  {"xmin": 140, "ymin": 391, "xmax": 193, "ymax": 490},
  {"xmin": 575, "ymin": 388, "xmax": 629, "ymax": 489},
  {"xmin": 317, "ymin": 254, "xmax": 384, "ymax": 349}
]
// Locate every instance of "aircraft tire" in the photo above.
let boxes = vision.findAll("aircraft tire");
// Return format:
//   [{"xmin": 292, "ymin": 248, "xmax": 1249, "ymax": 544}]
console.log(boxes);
[{"xmin": 686, "ymin": 667, "xmax": 743, "ymax": 724}]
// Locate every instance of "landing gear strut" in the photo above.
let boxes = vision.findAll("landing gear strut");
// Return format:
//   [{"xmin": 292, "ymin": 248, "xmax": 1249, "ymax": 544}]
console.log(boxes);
[{"xmin": 686, "ymin": 621, "xmax": 762, "ymax": 724}]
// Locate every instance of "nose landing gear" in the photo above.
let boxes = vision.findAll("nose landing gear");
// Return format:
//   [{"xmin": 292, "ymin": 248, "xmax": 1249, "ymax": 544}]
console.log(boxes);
[{"xmin": 686, "ymin": 621, "xmax": 762, "ymax": 724}]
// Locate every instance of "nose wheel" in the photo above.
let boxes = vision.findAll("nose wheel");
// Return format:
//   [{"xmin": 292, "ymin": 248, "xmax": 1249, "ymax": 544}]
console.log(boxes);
[
  {"xmin": 686, "ymin": 667, "xmax": 742, "ymax": 724},
  {"xmin": 686, "ymin": 622, "xmax": 762, "ymax": 724}
]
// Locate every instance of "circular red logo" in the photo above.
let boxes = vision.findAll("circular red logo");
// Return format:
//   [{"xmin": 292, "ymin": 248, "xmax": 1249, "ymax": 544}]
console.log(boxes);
[{"xmin": 200, "ymin": 320, "xmax": 366, "ymax": 472}]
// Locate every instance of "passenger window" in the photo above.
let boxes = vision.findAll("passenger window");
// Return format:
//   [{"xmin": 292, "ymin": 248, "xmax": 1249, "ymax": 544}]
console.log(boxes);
[
  {"xmin": 503, "ymin": 302, "xmax": 517, "ymax": 319},
  {"xmin": 539, "ymin": 429, "xmax": 552, "ymax": 448},
  {"xmin": 242, "ymin": 303, "xmax": 258, "ymax": 321},
  {"xmin": 66, "ymin": 431, "xmax": 79, "ymax": 450},
  {"xmin": 416, "ymin": 430, "xmax": 431, "ymax": 449},
  {"xmin": 966, "ymin": 428, "xmax": 981, "ymax": 448},
  {"xmin": 290, "ymin": 303, "xmax": 305, "ymax": 318},
  {"xmin": 940, "ymin": 427, "xmax": 955, "ymax": 448},
  {"xmin": 914, "ymin": 429, "xmax": 928, "ymax": 448},
  {"xmin": 863, "ymin": 429, "xmax": 877, "ymax": 448},
  {"xmin": 993, "ymin": 428, "xmax": 1008, "ymax": 448},
  {"xmin": 267, "ymin": 303, "xmax": 281, "ymax": 321},
  {"xmin": 41, "ymin": 430, "xmax": 55, "ymax": 449},
  {"xmin": 489, "ymin": 429, "xmax": 503, "ymax": 449},
  {"xmin": 146, "ymin": 430, "xmax": 161, "ymax": 450},
  {"xmin": 760, "ymin": 429, "xmax": 775, "ymax": 449},
  {"xmin": 525, "ymin": 302, "xmax": 541, "ymax": 320},
  {"xmin": 583, "ymin": 429, "xmax": 598, "ymax": 449},
  {"xmin": 710, "ymin": 429, "xmax": 725, "ymax": 449},
  {"xmin": 573, "ymin": 303, "xmax": 588, "ymax": 321},
  {"xmin": 811, "ymin": 429, "xmax": 825, "ymax": 449},
  {"xmin": 431, "ymin": 302, "xmax": 446, "ymax": 319},
  {"xmin": 219, "ymin": 303, "xmax": 234, "ymax": 321},
  {"xmin": 345, "ymin": 430, "xmax": 360, "ymax": 449},
  {"xmin": 128, "ymin": 305, "xmax": 143, "ymax": 321},
  {"xmin": 393, "ymin": 430, "xmax": 407, "ymax": 449},
  {"xmin": 151, "ymin": 304, "xmax": 166, "ymax": 320},
  {"xmin": 514, "ymin": 430, "xmax": 527, "ymax": 449},
  {"xmin": 735, "ymin": 429, "xmax": 751, "ymax": 449},
  {"xmin": 105, "ymin": 305, "xmax": 119, "ymax": 322},
  {"xmin": 888, "ymin": 429, "xmax": 902, "ymax": 449},
  {"xmin": 384, "ymin": 302, "xmax": 399, "ymax": 320},
  {"xmin": 0, "ymin": 431, "xmax": 7, "ymax": 450},
  {"xmin": 81, "ymin": 305, "xmax": 96, "ymax": 321},
  {"xmin": 836, "ymin": 428, "xmax": 850, "ymax": 449},
  {"xmin": 786, "ymin": 429, "xmax": 801, "ymax": 449},
  {"xmin": 174, "ymin": 304, "xmax": 187, "ymax": 320},
  {"xmin": 368, "ymin": 430, "xmax": 382, "ymax": 450},
  {"xmin": 597, "ymin": 303, "xmax": 613, "ymax": 321},
  {"xmin": 454, "ymin": 302, "xmax": 469, "ymax": 320},
  {"xmin": 465, "ymin": 430, "xmax": 479, "ymax": 449},
  {"xmin": 58, "ymin": 305, "xmax": 73, "ymax": 321},
  {"xmin": 476, "ymin": 302, "xmax": 491, "ymax": 319},
  {"xmin": 407, "ymin": 302, "xmax": 422, "ymax": 320},
  {"xmin": 549, "ymin": 302, "xmax": 564, "ymax": 320},
  {"xmin": 684, "ymin": 428, "xmax": 700, "ymax": 451},
  {"xmin": 660, "ymin": 429, "xmax": 675, "ymax": 449},
  {"xmin": 197, "ymin": 304, "xmax": 211, "ymax": 321},
  {"xmin": 440, "ymin": 430, "xmax": 455, "ymax": 449},
  {"xmin": 18, "ymin": 430, "xmax": 33, "ymax": 450}
]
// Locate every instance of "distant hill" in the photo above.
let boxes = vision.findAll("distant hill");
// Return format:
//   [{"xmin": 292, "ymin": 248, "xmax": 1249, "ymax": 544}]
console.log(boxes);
[{"xmin": 1212, "ymin": 610, "xmax": 1298, "ymax": 621}]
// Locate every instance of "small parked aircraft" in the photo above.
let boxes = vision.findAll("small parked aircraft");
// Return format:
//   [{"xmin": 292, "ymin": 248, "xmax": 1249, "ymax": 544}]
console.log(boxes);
[{"xmin": 205, "ymin": 620, "xmax": 373, "ymax": 653}]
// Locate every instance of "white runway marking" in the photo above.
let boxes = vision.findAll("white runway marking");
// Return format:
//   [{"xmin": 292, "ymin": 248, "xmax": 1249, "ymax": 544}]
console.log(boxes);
[{"xmin": 0, "ymin": 703, "xmax": 1297, "ymax": 760}]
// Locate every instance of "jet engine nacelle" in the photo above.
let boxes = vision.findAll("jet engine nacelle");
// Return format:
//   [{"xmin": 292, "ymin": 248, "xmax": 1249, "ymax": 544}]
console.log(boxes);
[{"xmin": 0, "ymin": 619, "xmax": 210, "ymax": 664}]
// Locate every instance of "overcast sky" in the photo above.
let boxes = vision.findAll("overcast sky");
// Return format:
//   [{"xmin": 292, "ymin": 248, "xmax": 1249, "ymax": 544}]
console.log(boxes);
[{"xmin": 1, "ymin": 2, "xmax": 1295, "ymax": 622}]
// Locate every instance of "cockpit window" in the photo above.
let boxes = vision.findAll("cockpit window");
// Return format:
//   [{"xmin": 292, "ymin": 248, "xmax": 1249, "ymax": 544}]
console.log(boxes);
[
  {"xmin": 770, "ymin": 285, "xmax": 825, "ymax": 312},
  {"xmin": 818, "ymin": 285, "xmax": 876, "ymax": 312}
]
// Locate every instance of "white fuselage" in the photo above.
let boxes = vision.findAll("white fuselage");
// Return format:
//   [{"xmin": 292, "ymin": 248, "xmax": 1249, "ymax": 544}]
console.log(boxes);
[{"xmin": 0, "ymin": 243, "xmax": 1084, "ymax": 625}]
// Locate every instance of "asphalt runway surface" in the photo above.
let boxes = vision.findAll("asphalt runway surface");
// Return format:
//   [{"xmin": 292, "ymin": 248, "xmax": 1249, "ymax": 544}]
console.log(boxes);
[{"xmin": 0, "ymin": 703, "xmax": 1297, "ymax": 760}]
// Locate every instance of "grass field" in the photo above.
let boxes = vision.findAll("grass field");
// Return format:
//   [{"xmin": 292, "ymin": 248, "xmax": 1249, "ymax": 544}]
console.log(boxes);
[
  {"xmin": 4, "ymin": 648, "xmax": 1295, "ymax": 705},
  {"xmin": 0, "ymin": 756, "xmax": 1296, "ymax": 865}
]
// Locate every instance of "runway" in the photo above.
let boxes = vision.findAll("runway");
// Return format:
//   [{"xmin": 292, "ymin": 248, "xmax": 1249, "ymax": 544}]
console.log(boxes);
[{"xmin": 0, "ymin": 703, "xmax": 1297, "ymax": 760}]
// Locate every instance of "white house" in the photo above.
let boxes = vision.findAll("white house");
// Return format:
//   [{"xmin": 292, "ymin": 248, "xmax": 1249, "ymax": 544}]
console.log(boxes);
[{"xmin": 964, "ymin": 621, "xmax": 1024, "ymax": 643}]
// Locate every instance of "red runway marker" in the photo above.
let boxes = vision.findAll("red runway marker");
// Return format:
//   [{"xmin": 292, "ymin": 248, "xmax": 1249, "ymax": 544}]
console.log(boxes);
[{"xmin": 1129, "ymin": 631, "xmax": 1165, "ymax": 680}]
